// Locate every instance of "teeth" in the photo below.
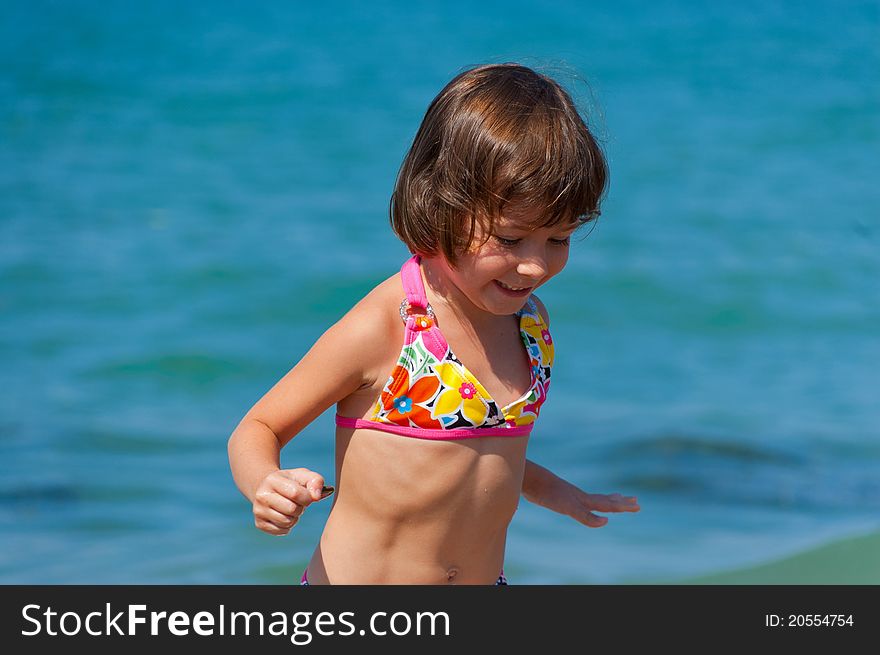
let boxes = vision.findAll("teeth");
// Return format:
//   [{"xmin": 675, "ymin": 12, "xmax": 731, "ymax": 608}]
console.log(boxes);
[{"xmin": 498, "ymin": 281, "xmax": 528, "ymax": 291}]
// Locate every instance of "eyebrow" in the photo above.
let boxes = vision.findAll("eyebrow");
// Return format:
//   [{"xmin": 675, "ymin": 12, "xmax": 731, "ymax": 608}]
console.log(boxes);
[
  {"xmin": 496, "ymin": 222, "xmax": 579, "ymax": 233},
  {"xmin": 492, "ymin": 228, "xmax": 579, "ymax": 242}
]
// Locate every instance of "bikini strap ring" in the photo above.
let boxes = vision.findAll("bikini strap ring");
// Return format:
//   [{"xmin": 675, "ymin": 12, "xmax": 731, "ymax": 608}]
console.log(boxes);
[{"xmin": 399, "ymin": 298, "xmax": 435, "ymax": 324}]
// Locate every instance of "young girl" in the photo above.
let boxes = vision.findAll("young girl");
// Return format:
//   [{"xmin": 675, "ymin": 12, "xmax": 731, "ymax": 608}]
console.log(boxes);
[{"xmin": 228, "ymin": 63, "xmax": 640, "ymax": 585}]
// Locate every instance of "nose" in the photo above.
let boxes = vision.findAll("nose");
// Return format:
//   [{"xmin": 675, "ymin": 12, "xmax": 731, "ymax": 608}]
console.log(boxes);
[{"xmin": 516, "ymin": 250, "xmax": 549, "ymax": 282}]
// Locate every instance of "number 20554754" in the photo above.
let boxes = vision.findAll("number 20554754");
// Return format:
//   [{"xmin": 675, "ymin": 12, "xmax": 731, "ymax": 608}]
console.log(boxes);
[{"xmin": 765, "ymin": 614, "xmax": 853, "ymax": 627}]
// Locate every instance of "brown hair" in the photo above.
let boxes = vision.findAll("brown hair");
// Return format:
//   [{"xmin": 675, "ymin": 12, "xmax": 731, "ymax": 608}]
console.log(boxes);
[{"xmin": 390, "ymin": 62, "xmax": 608, "ymax": 267}]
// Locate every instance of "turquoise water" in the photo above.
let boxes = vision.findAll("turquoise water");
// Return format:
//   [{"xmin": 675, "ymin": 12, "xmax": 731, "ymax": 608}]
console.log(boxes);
[{"xmin": 2, "ymin": 0, "xmax": 878, "ymax": 583}]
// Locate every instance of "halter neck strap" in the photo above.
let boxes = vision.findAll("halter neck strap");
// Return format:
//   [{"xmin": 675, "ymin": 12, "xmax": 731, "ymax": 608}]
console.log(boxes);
[{"xmin": 400, "ymin": 254, "xmax": 428, "ymax": 310}]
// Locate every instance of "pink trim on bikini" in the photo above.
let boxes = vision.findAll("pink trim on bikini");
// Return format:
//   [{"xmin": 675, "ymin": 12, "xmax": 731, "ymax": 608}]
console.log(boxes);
[{"xmin": 335, "ymin": 415, "xmax": 533, "ymax": 440}]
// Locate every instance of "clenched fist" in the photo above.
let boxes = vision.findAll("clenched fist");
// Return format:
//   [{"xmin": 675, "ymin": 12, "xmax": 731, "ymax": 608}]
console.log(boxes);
[{"xmin": 251, "ymin": 468, "xmax": 332, "ymax": 536}]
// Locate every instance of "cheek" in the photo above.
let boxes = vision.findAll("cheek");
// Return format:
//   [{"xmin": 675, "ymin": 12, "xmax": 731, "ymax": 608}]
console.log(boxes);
[
  {"xmin": 463, "ymin": 247, "xmax": 513, "ymax": 277},
  {"xmin": 548, "ymin": 247, "xmax": 570, "ymax": 275}
]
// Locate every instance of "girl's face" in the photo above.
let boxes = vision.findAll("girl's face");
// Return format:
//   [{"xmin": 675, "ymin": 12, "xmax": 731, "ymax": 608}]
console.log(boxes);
[{"xmin": 440, "ymin": 205, "xmax": 578, "ymax": 316}]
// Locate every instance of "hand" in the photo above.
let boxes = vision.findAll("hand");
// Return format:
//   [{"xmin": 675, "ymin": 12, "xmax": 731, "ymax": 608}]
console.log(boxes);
[
  {"xmin": 523, "ymin": 461, "xmax": 640, "ymax": 527},
  {"xmin": 568, "ymin": 490, "xmax": 640, "ymax": 527},
  {"xmin": 252, "ymin": 468, "xmax": 328, "ymax": 536}
]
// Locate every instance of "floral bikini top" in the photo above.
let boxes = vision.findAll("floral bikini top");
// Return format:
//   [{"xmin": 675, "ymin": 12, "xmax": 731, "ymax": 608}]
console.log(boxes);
[{"xmin": 335, "ymin": 254, "xmax": 554, "ymax": 440}]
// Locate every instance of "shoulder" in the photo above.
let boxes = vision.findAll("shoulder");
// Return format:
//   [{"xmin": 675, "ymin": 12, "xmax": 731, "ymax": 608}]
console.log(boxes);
[
  {"xmin": 529, "ymin": 293, "xmax": 550, "ymax": 328},
  {"xmin": 327, "ymin": 271, "xmax": 403, "ymax": 387},
  {"xmin": 239, "ymin": 271, "xmax": 403, "ymax": 441},
  {"xmin": 334, "ymin": 271, "xmax": 402, "ymax": 344}
]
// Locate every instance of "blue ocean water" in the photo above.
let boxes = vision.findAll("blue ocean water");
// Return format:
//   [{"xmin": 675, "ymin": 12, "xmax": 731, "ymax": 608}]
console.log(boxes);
[{"xmin": 1, "ymin": 0, "xmax": 878, "ymax": 583}]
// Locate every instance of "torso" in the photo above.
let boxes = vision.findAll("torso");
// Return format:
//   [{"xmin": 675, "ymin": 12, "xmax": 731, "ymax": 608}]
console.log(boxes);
[{"xmin": 306, "ymin": 271, "xmax": 534, "ymax": 584}]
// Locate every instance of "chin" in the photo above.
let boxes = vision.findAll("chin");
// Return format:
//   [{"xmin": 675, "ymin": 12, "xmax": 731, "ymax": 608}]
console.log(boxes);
[{"xmin": 486, "ymin": 298, "xmax": 530, "ymax": 316}]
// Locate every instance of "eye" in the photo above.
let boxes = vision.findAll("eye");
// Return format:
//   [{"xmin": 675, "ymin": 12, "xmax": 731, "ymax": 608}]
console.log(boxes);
[
  {"xmin": 549, "ymin": 237, "xmax": 571, "ymax": 246},
  {"xmin": 494, "ymin": 236, "xmax": 521, "ymax": 248}
]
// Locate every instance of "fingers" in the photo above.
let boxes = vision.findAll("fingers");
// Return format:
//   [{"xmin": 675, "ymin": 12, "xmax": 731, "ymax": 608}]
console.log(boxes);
[
  {"xmin": 588, "ymin": 492, "xmax": 640, "ymax": 513},
  {"xmin": 576, "ymin": 512, "xmax": 609, "ymax": 528},
  {"xmin": 252, "ymin": 468, "xmax": 328, "ymax": 537},
  {"xmin": 574, "ymin": 492, "xmax": 641, "ymax": 528},
  {"xmin": 274, "ymin": 468, "xmax": 326, "ymax": 505},
  {"xmin": 254, "ymin": 498, "xmax": 305, "ymax": 535},
  {"xmin": 267, "ymin": 505, "xmax": 304, "ymax": 525},
  {"xmin": 254, "ymin": 506, "xmax": 302, "ymax": 535}
]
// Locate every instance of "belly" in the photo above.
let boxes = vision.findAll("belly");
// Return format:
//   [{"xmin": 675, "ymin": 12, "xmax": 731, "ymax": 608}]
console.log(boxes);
[{"xmin": 315, "ymin": 427, "xmax": 529, "ymax": 583}]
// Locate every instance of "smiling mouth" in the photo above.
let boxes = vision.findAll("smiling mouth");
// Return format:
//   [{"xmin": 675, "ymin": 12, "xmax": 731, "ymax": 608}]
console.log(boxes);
[{"xmin": 494, "ymin": 280, "xmax": 533, "ymax": 295}]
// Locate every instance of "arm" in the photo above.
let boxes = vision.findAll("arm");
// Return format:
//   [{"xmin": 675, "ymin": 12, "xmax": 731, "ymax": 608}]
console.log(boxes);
[
  {"xmin": 228, "ymin": 295, "xmax": 392, "ymax": 534},
  {"xmin": 522, "ymin": 459, "xmax": 640, "ymax": 527},
  {"xmin": 522, "ymin": 299, "xmax": 640, "ymax": 524}
]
